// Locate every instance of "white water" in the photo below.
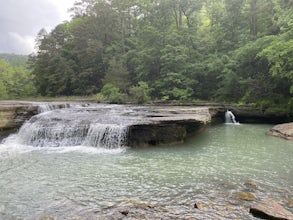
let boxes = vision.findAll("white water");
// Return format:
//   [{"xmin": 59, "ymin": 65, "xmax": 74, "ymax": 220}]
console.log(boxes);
[
  {"xmin": 225, "ymin": 110, "xmax": 239, "ymax": 124},
  {"xmin": 83, "ymin": 123, "xmax": 128, "ymax": 149},
  {"xmin": 2, "ymin": 105, "xmax": 136, "ymax": 150}
]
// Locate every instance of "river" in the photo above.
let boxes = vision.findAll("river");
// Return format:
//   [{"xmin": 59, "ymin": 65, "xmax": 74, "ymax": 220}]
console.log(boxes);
[{"xmin": 0, "ymin": 123, "xmax": 292, "ymax": 219}]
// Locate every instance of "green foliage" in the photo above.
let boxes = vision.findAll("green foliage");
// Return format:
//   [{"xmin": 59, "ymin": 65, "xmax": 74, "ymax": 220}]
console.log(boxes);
[
  {"xmin": 103, "ymin": 56, "xmax": 130, "ymax": 92},
  {"xmin": 129, "ymin": 81, "xmax": 151, "ymax": 104},
  {"xmin": 0, "ymin": 59, "xmax": 36, "ymax": 99},
  {"xmin": 0, "ymin": 53, "xmax": 28, "ymax": 67},
  {"xmin": 100, "ymin": 83, "xmax": 126, "ymax": 103},
  {"xmin": 26, "ymin": 0, "xmax": 292, "ymax": 111},
  {"xmin": 259, "ymin": 32, "xmax": 293, "ymax": 93}
]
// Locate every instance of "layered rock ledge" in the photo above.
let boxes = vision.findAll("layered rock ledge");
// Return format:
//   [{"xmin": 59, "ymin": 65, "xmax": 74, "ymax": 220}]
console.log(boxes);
[
  {"xmin": 128, "ymin": 106, "xmax": 211, "ymax": 147},
  {"xmin": 0, "ymin": 101, "xmax": 38, "ymax": 131},
  {"xmin": 267, "ymin": 123, "xmax": 293, "ymax": 140},
  {"xmin": 0, "ymin": 102, "xmax": 213, "ymax": 146},
  {"xmin": 1, "ymin": 101, "xmax": 292, "ymax": 146},
  {"xmin": 250, "ymin": 199, "xmax": 293, "ymax": 220}
]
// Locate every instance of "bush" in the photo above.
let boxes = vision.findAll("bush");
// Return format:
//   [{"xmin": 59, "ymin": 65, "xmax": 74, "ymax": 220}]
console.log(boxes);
[
  {"xmin": 100, "ymin": 83, "xmax": 126, "ymax": 103},
  {"xmin": 129, "ymin": 81, "xmax": 151, "ymax": 104}
]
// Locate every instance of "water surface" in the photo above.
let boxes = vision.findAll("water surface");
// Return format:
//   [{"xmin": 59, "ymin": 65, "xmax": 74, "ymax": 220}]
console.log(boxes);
[{"xmin": 0, "ymin": 124, "xmax": 292, "ymax": 219}]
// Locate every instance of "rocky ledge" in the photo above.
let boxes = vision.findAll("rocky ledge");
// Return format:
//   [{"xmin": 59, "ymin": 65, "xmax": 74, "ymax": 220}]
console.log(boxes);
[
  {"xmin": 0, "ymin": 102, "xmax": 213, "ymax": 147},
  {"xmin": 0, "ymin": 101, "xmax": 39, "ymax": 131},
  {"xmin": 250, "ymin": 199, "xmax": 293, "ymax": 220},
  {"xmin": 128, "ymin": 106, "xmax": 211, "ymax": 147},
  {"xmin": 1, "ymin": 100, "xmax": 292, "ymax": 146},
  {"xmin": 267, "ymin": 123, "xmax": 293, "ymax": 140}
]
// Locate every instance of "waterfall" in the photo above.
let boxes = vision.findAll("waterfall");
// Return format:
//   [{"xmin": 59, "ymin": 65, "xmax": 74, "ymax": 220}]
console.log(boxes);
[
  {"xmin": 37, "ymin": 103, "xmax": 57, "ymax": 113},
  {"xmin": 83, "ymin": 124, "xmax": 128, "ymax": 149},
  {"xmin": 37, "ymin": 102, "xmax": 74, "ymax": 113},
  {"xmin": 225, "ymin": 110, "xmax": 238, "ymax": 124},
  {"xmin": 3, "ymin": 106, "xmax": 132, "ymax": 149}
]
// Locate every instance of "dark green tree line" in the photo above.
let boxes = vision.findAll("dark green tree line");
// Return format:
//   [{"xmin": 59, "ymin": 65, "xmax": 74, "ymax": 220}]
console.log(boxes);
[{"xmin": 28, "ymin": 0, "xmax": 292, "ymax": 109}]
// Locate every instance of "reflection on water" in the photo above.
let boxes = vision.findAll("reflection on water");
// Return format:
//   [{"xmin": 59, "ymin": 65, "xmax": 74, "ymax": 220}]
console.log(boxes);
[{"xmin": 0, "ymin": 124, "xmax": 292, "ymax": 219}]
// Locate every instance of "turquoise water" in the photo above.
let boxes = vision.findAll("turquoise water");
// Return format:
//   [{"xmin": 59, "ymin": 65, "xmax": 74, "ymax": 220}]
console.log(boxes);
[{"xmin": 0, "ymin": 124, "xmax": 292, "ymax": 219}]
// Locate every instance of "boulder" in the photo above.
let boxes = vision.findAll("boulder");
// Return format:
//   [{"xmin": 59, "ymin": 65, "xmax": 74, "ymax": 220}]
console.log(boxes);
[
  {"xmin": 250, "ymin": 199, "xmax": 293, "ymax": 220},
  {"xmin": 268, "ymin": 123, "xmax": 293, "ymax": 140}
]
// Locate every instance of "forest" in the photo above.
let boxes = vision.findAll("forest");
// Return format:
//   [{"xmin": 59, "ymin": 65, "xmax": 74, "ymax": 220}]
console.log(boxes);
[{"xmin": 0, "ymin": 0, "xmax": 292, "ymax": 111}]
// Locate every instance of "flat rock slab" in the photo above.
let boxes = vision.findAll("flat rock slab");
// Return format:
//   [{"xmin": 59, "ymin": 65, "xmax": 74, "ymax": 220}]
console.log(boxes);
[
  {"xmin": 268, "ymin": 123, "xmax": 293, "ymax": 140},
  {"xmin": 250, "ymin": 199, "xmax": 293, "ymax": 220}
]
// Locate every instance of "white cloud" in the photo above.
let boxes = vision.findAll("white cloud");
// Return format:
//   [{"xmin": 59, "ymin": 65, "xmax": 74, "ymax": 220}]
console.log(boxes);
[
  {"xmin": 0, "ymin": 0, "xmax": 74, "ymax": 55},
  {"xmin": 49, "ymin": 0, "xmax": 75, "ymax": 21},
  {"xmin": 7, "ymin": 32, "xmax": 35, "ymax": 55}
]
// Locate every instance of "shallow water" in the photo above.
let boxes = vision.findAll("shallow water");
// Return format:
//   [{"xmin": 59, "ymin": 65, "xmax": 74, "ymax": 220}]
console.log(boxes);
[{"xmin": 0, "ymin": 124, "xmax": 292, "ymax": 219}]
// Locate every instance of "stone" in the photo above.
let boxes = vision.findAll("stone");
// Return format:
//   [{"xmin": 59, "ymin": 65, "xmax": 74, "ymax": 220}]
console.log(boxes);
[
  {"xmin": 268, "ymin": 123, "xmax": 293, "ymax": 140},
  {"xmin": 38, "ymin": 217, "xmax": 55, "ymax": 220},
  {"xmin": 120, "ymin": 210, "xmax": 129, "ymax": 216},
  {"xmin": 194, "ymin": 202, "xmax": 202, "ymax": 209},
  {"xmin": 250, "ymin": 199, "xmax": 293, "ymax": 220},
  {"xmin": 285, "ymin": 199, "xmax": 293, "ymax": 208},
  {"xmin": 193, "ymin": 201, "xmax": 208, "ymax": 211},
  {"xmin": 120, "ymin": 198, "xmax": 156, "ymax": 210},
  {"xmin": 244, "ymin": 180, "xmax": 258, "ymax": 191},
  {"xmin": 236, "ymin": 191, "xmax": 257, "ymax": 201}
]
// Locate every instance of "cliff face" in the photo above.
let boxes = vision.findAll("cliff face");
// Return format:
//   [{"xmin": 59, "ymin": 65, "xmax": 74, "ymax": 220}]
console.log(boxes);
[
  {"xmin": 0, "ymin": 101, "xmax": 38, "ymax": 131},
  {"xmin": 127, "ymin": 106, "xmax": 211, "ymax": 147}
]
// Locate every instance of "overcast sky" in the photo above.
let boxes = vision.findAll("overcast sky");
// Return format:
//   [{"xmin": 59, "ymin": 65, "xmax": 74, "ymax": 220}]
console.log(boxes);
[{"xmin": 0, "ymin": 0, "xmax": 75, "ymax": 55}]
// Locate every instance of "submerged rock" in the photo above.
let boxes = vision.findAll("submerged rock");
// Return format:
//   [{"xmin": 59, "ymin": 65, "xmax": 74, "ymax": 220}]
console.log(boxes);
[
  {"xmin": 250, "ymin": 199, "xmax": 293, "ymax": 220},
  {"xmin": 285, "ymin": 199, "xmax": 293, "ymax": 208},
  {"xmin": 236, "ymin": 191, "xmax": 257, "ymax": 201},
  {"xmin": 194, "ymin": 202, "xmax": 204, "ymax": 210},
  {"xmin": 37, "ymin": 217, "xmax": 56, "ymax": 220},
  {"xmin": 244, "ymin": 180, "xmax": 258, "ymax": 191},
  {"xmin": 268, "ymin": 123, "xmax": 293, "ymax": 140},
  {"xmin": 119, "ymin": 210, "xmax": 129, "ymax": 216}
]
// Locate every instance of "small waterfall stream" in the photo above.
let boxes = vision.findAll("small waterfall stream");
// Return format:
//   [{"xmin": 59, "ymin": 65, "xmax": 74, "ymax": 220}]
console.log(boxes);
[{"xmin": 225, "ymin": 110, "xmax": 238, "ymax": 124}]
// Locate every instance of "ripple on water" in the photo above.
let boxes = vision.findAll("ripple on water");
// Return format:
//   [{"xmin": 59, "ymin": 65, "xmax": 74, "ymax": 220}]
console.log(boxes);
[{"xmin": 0, "ymin": 124, "xmax": 292, "ymax": 219}]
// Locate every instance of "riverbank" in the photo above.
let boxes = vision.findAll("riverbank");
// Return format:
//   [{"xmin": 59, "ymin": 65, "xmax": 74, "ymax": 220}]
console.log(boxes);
[{"xmin": 1, "ymin": 100, "xmax": 292, "ymax": 145}]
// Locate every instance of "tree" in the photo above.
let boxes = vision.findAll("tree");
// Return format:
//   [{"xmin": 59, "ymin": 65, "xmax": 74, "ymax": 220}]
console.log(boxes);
[{"xmin": 103, "ymin": 56, "xmax": 130, "ymax": 92}]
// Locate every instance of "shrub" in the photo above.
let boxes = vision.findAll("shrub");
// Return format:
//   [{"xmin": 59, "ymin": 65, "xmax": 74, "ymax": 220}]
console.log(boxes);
[
  {"xmin": 100, "ymin": 83, "xmax": 126, "ymax": 103},
  {"xmin": 129, "ymin": 81, "xmax": 151, "ymax": 104}
]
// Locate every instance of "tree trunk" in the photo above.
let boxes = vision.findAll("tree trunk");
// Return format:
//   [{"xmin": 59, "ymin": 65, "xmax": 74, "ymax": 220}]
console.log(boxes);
[{"xmin": 250, "ymin": 0, "xmax": 257, "ymax": 38}]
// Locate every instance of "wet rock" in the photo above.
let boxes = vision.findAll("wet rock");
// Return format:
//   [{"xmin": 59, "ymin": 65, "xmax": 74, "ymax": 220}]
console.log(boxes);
[
  {"xmin": 250, "ymin": 199, "xmax": 293, "ymax": 220},
  {"xmin": 285, "ymin": 199, "xmax": 293, "ymax": 208},
  {"xmin": 244, "ymin": 180, "xmax": 258, "ymax": 191},
  {"xmin": 236, "ymin": 191, "xmax": 257, "ymax": 201},
  {"xmin": 268, "ymin": 123, "xmax": 293, "ymax": 140},
  {"xmin": 193, "ymin": 201, "xmax": 209, "ymax": 211},
  {"xmin": 119, "ymin": 210, "xmax": 129, "ymax": 216},
  {"xmin": 193, "ymin": 202, "xmax": 202, "ymax": 210},
  {"xmin": 0, "ymin": 101, "xmax": 38, "ymax": 130},
  {"xmin": 38, "ymin": 217, "xmax": 55, "ymax": 220},
  {"xmin": 120, "ymin": 198, "xmax": 156, "ymax": 210},
  {"xmin": 128, "ymin": 106, "xmax": 211, "ymax": 147}
]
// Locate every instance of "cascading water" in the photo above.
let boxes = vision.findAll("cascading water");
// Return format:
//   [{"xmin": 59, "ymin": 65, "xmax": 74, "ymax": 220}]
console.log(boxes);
[
  {"xmin": 3, "ymin": 105, "xmax": 137, "ymax": 149},
  {"xmin": 83, "ymin": 124, "xmax": 128, "ymax": 148},
  {"xmin": 225, "ymin": 110, "xmax": 238, "ymax": 124}
]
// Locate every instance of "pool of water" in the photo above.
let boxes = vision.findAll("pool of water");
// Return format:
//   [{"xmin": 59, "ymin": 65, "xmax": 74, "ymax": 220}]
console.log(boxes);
[{"xmin": 0, "ymin": 124, "xmax": 292, "ymax": 219}]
